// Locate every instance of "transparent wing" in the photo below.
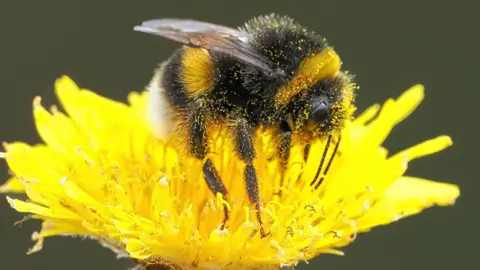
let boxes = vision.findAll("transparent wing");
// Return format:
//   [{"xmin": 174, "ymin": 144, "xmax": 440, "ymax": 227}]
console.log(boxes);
[{"xmin": 134, "ymin": 18, "xmax": 277, "ymax": 75}]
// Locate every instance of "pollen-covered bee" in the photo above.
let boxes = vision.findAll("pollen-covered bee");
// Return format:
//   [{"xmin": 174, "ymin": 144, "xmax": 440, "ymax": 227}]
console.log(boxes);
[{"xmin": 134, "ymin": 14, "xmax": 356, "ymax": 237}]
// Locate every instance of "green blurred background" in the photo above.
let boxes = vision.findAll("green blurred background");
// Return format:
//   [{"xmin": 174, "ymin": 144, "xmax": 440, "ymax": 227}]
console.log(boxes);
[{"xmin": 0, "ymin": 0, "xmax": 477, "ymax": 269}]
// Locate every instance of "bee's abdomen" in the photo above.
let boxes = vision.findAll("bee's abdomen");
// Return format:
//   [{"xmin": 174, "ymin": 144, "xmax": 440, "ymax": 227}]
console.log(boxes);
[
  {"xmin": 180, "ymin": 47, "xmax": 215, "ymax": 96},
  {"xmin": 161, "ymin": 47, "xmax": 215, "ymax": 106},
  {"xmin": 161, "ymin": 49, "xmax": 192, "ymax": 108}
]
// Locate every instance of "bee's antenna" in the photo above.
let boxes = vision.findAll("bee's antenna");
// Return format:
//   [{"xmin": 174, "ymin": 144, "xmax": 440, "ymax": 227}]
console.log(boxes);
[
  {"xmin": 314, "ymin": 135, "xmax": 341, "ymax": 190},
  {"xmin": 310, "ymin": 134, "xmax": 332, "ymax": 188}
]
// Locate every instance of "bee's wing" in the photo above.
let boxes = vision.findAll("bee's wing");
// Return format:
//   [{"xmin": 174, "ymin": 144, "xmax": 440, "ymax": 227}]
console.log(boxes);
[{"xmin": 134, "ymin": 19, "xmax": 277, "ymax": 75}]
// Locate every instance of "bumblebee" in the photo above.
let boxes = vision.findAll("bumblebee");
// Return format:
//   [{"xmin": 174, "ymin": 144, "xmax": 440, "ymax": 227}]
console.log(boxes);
[{"xmin": 134, "ymin": 14, "xmax": 356, "ymax": 237}]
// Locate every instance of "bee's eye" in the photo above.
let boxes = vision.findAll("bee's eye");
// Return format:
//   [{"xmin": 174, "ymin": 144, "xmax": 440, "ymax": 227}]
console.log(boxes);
[
  {"xmin": 306, "ymin": 97, "xmax": 330, "ymax": 130},
  {"xmin": 310, "ymin": 102, "xmax": 328, "ymax": 123}
]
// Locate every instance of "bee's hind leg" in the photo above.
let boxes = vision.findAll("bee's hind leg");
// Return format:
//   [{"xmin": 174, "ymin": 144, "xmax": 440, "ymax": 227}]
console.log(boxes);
[
  {"xmin": 189, "ymin": 106, "xmax": 229, "ymax": 229},
  {"xmin": 202, "ymin": 159, "xmax": 229, "ymax": 228},
  {"xmin": 234, "ymin": 119, "xmax": 270, "ymax": 238}
]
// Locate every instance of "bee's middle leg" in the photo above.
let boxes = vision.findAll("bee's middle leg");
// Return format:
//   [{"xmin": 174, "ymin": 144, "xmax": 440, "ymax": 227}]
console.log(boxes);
[
  {"xmin": 189, "ymin": 107, "xmax": 229, "ymax": 228},
  {"xmin": 234, "ymin": 119, "xmax": 270, "ymax": 237}
]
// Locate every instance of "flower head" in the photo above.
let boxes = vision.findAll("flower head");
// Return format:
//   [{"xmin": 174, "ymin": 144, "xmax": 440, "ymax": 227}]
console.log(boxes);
[{"xmin": 1, "ymin": 76, "xmax": 459, "ymax": 269}]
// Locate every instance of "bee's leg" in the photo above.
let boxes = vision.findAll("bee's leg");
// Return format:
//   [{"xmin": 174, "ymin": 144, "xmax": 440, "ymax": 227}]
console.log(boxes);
[
  {"xmin": 278, "ymin": 121, "xmax": 293, "ymax": 166},
  {"xmin": 234, "ymin": 119, "xmax": 270, "ymax": 238},
  {"xmin": 202, "ymin": 159, "xmax": 229, "ymax": 227},
  {"xmin": 189, "ymin": 107, "xmax": 229, "ymax": 228},
  {"xmin": 277, "ymin": 122, "xmax": 292, "ymax": 195},
  {"xmin": 304, "ymin": 143, "xmax": 311, "ymax": 162}
]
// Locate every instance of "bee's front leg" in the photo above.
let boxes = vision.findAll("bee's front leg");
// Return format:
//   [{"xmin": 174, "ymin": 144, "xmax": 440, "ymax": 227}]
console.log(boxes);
[
  {"xmin": 188, "ymin": 106, "xmax": 229, "ymax": 228},
  {"xmin": 304, "ymin": 143, "xmax": 311, "ymax": 162},
  {"xmin": 233, "ymin": 119, "xmax": 270, "ymax": 238},
  {"xmin": 277, "ymin": 121, "xmax": 292, "ymax": 194}
]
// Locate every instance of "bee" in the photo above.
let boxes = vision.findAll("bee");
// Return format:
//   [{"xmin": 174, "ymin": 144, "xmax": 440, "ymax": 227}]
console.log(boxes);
[{"xmin": 134, "ymin": 14, "xmax": 356, "ymax": 237}]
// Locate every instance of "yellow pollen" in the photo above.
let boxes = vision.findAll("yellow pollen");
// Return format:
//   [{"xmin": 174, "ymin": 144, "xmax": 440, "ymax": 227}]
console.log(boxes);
[{"xmin": 275, "ymin": 47, "xmax": 342, "ymax": 106}]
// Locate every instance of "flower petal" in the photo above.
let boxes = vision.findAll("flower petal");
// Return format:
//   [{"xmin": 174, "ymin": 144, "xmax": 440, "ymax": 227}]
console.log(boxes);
[
  {"xmin": 393, "ymin": 135, "xmax": 453, "ymax": 162},
  {"xmin": 392, "ymin": 84, "xmax": 424, "ymax": 125},
  {"xmin": 357, "ymin": 177, "xmax": 460, "ymax": 231},
  {"xmin": 0, "ymin": 177, "xmax": 25, "ymax": 193}
]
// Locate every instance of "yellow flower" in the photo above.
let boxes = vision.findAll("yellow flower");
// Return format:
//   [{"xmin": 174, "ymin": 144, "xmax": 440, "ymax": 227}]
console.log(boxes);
[{"xmin": 1, "ymin": 76, "xmax": 459, "ymax": 270}]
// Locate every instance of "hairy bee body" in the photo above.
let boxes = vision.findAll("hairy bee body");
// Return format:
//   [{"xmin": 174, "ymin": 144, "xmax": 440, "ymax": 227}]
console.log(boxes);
[{"xmin": 136, "ymin": 14, "xmax": 356, "ymax": 237}]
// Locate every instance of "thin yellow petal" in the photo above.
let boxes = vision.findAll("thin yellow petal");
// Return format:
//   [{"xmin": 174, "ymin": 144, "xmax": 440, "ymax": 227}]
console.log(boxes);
[
  {"xmin": 354, "ymin": 103, "xmax": 380, "ymax": 125},
  {"xmin": 53, "ymin": 76, "xmax": 82, "ymax": 119},
  {"xmin": 7, "ymin": 197, "xmax": 55, "ymax": 218},
  {"xmin": 3, "ymin": 142, "xmax": 65, "ymax": 183},
  {"xmin": 38, "ymin": 220, "xmax": 90, "ymax": 238},
  {"xmin": 0, "ymin": 177, "xmax": 25, "ymax": 193},
  {"xmin": 386, "ymin": 177, "xmax": 459, "ymax": 204},
  {"xmin": 33, "ymin": 97, "xmax": 83, "ymax": 154},
  {"xmin": 392, "ymin": 84, "xmax": 425, "ymax": 125},
  {"xmin": 27, "ymin": 231, "xmax": 44, "ymax": 255},
  {"xmin": 357, "ymin": 177, "xmax": 459, "ymax": 231},
  {"xmin": 126, "ymin": 239, "xmax": 152, "ymax": 260},
  {"xmin": 393, "ymin": 135, "xmax": 453, "ymax": 162},
  {"xmin": 6, "ymin": 197, "xmax": 82, "ymax": 220}
]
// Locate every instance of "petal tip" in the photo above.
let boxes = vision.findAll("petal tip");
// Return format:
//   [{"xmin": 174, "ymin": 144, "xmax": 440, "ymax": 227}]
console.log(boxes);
[
  {"xmin": 448, "ymin": 184, "xmax": 461, "ymax": 202},
  {"xmin": 400, "ymin": 84, "xmax": 425, "ymax": 104},
  {"xmin": 50, "ymin": 105, "xmax": 59, "ymax": 114},
  {"xmin": 55, "ymin": 75, "xmax": 73, "ymax": 85},
  {"xmin": 2, "ymin": 142, "xmax": 9, "ymax": 152},
  {"xmin": 6, "ymin": 196, "xmax": 16, "ymax": 209},
  {"xmin": 26, "ymin": 231, "xmax": 44, "ymax": 255},
  {"xmin": 439, "ymin": 135, "xmax": 453, "ymax": 147},
  {"xmin": 54, "ymin": 75, "xmax": 79, "ymax": 94},
  {"xmin": 1, "ymin": 178, "xmax": 26, "ymax": 193},
  {"xmin": 409, "ymin": 84, "xmax": 425, "ymax": 97},
  {"xmin": 33, "ymin": 96, "xmax": 42, "ymax": 108}
]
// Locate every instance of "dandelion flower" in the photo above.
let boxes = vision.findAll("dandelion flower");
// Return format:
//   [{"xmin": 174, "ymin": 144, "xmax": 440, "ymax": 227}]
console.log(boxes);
[{"xmin": 1, "ymin": 76, "xmax": 459, "ymax": 270}]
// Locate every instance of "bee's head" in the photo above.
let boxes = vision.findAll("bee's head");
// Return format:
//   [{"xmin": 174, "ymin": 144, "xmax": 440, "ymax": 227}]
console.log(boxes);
[{"xmin": 289, "ymin": 73, "xmax": 357, "ymax": 139}]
